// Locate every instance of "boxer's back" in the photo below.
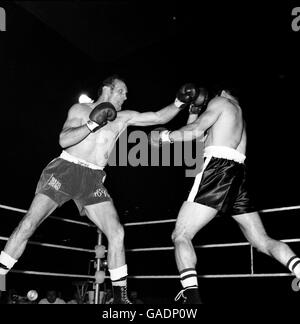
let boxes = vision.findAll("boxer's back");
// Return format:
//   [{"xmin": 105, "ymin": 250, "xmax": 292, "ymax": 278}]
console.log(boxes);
[{"xmin": 204, "ymin": 97, "xmax": 246, "ymax": 154}]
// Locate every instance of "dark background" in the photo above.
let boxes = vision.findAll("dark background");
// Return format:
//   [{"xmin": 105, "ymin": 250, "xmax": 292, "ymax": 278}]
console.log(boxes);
[{"xmin": 0, "ymin": 1, "xmax": 300, "ymax": 303}]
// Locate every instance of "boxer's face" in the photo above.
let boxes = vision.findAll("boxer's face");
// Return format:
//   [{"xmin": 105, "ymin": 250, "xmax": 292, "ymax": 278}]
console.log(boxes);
[{"xmin": 108, "ymin": 80, "xmax": 127, "ymax": 111}]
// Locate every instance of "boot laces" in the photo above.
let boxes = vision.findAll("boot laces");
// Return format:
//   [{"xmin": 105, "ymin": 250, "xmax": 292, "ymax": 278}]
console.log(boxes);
[
  {"xmin": 174, "ymin": 286, "xmax": 197, "ymax": 302},
  {"xmin": 121, "ymin": 286, "xmax": 132, "ymax": 304}
]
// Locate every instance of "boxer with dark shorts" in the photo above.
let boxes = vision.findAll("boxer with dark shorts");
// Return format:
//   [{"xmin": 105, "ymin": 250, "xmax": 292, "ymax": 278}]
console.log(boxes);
[
  {"xmin": 187, "ymin": 146, "xmax": 256, "ymax": 216},
  {"xmin": 0, "ymin": 75, "xmax": 198, "ymax": 302},
  {"xmin": 35, "ymin": 151, "xmax": 112, "ymax": 216},
  {"xmin": 150, "ymin": 87, "xmax": 300, "ymax": 304}
]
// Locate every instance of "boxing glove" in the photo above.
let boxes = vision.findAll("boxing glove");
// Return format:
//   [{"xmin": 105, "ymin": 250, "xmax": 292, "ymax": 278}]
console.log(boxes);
[
  {"xmin": 189, "ymin": 87, "xmax": 209, "ymax": 115},
  {"xmin": 86, "ymin": 102, "xmax": 117, "ymax": 132},
  {"xmin": 174, "ymin": 83, "xmax": 199, "ymax": 109}
]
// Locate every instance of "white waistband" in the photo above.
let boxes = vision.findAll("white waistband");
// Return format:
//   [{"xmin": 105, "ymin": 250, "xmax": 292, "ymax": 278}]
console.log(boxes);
[
  {"xmin": 204, "ymin": 146, "xmax": 246, "ymax": 164},
  {"xmin": 60, "ymin": 151, "xmax": 104, "ymax": 170}
]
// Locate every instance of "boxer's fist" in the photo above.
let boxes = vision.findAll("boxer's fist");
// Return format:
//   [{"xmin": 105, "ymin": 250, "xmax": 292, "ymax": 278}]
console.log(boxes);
[
  {"xmin": 174, "ymin": 83, "xmax": 199, "ymax": 109},
  {"xmin": 149, "ymin": 127, "xmax": 173, "ymax": 147},
  {"xmin": 87, "ymin": 102, "xmax": 117, "ymax": 132},
  {"xmin": 189, "ymin": 87, "xmax": 209, "ymax": 115}
]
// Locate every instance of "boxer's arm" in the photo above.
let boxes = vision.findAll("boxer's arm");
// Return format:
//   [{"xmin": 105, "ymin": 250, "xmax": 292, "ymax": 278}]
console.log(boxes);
[
  {"xmin": 120, "ymin": 103, "xmax": 182, "ymax": 127},
  {"xmin": 186, "ymin": 113, "xmax": 198, "ymax": 125},
  {"xmin": 122, "ymin": 83, "xmax": 199, "ymax": 126},
  {"xmin": 59, "ymin": 104, "xmax": 91, "ymax": 148},
  {"xmin": 169, "ymin": 103, "xmax": 221, "ymax": 142}
]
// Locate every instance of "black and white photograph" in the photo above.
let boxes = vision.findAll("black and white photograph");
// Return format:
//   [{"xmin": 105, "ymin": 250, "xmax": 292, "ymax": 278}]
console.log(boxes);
[{"xmin": 0, "ymin": 0, "xmax": 300, "ymax": 315}]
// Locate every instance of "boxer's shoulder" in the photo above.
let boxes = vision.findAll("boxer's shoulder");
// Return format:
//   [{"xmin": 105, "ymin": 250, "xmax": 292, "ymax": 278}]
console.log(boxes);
[
  {"xmin": 67, "ymin": 103, "xmax": 92, "ymax": 118},
  {"xmin": 207, "ymin": 97, "xmax": 236, "ymax": 112}
]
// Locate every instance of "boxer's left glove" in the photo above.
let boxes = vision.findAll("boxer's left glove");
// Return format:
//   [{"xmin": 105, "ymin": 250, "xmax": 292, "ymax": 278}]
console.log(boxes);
[
  {"xmin": 189, "ymin": 87, "xmax": 209, "ymax": 115},
  {"xmin": 148, "ymin": 127, "xmax": 174, "ymax": 147},
  {"xmin": 174, "ymin": 83, "xmax": 199, "ymax": 109},
  {"xmin": 86, "ymin": 102, "xmax": 117, "ymax": 132}
]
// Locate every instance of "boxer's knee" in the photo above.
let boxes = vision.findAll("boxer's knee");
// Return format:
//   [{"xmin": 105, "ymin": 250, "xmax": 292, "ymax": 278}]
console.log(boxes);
[
  {"xmin": 171, "ymin": 229, "xmax": 180, "ymax": 244},
  {"xmin": 172, "ymin": 229, "xmax": 192, "ymax": 247}
]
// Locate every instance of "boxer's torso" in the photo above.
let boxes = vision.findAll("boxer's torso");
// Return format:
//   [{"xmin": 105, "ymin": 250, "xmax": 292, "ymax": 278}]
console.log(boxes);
[{"xmin": 65, "ymin": 104, "xmax": 129, "ymax": 167}]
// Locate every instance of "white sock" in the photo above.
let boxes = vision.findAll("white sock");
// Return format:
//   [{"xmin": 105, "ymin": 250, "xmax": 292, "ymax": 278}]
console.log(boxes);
[
  {"xmin": 109, "ymin": 264, "xmax": 128, "ymax": 286},
  {"xmin": 0, "ymin": 251, "xmax": 17, "ymax": 275},
  {"xmin": 180, "ymin": 268, "xmax": 198, "ymax": 288},
  {"xmin": 287, "ymin": 256, "xmax": 300, "ymax": 278}
]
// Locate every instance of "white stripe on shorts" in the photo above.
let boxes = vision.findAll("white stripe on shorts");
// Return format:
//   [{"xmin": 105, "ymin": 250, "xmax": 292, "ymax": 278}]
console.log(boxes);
[{"xmin": 187, "ymin": 156, "xmax": 212, "ymax": 202}]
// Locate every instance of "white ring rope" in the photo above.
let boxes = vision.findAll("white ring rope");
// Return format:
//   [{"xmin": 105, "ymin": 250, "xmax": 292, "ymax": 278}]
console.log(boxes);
[
  {"xmin": 11, "ymin": 269, "xmax": 95, "ymax": 279},
  {"xmin": 125, "ymin": 219, "xmax": 176, "ymax": 226},
  {"xmin": 0, "ymin": 204, "xmax": 95, "ymax": 227},
  {"xmin": 7, "ymin": 271, "xmax": 294, "ymax": 280},
  {"xmin": 0, "ymin": 236, "xmax": 94, "ymax": 253},
  {"xmin": 1, "ymin": 202, "xmax": 299, "ymax": 254},
  {"xmin": 125, "ymin": 239, "xmax": 300, "ymax": 253},
  {"xmin": 260, "ymin": 205, "xmax": 300, "ymax": 213},
  {"xmin": 0, "ymin": 203, "xmax": 299, "ymax": 283},
  {"xmin": 3, "ymin": 237, "xmax": 295, "ymax": 254},
  {"xmin": 1, "ymin": 203, "xmax": 300, "ymax": 228},
  {"xmin": 127, "ymin": 273, "xmax": 294, "ymax": 279},
  {"xmin": 124, "ymin": 205, "xmax": 300, "ymax": 226}
]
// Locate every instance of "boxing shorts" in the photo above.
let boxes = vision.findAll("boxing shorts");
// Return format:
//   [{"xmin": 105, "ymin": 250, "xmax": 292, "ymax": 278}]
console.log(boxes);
[
  {"xmin": 187, "ymin": 146, "xmax": 256, "ymax": 216},
  {"xmin": 35, "ymin": 150, "xmax": 112, "ymax": 215}
]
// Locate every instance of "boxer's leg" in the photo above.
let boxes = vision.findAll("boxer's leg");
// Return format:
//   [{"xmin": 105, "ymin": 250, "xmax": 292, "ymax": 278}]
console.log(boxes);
[
  {"xmin": 0, "ymin": 193, "xmax": 58, "ymax": 274},
  {"xmin": 85, "ymin": 201, "xmax": 125, "ymax": 269},
  {"xmin": 233, "ymin": 211, "xmax": 300, "ymax": 278},
  {"xmin": 84, "ymin": 201, "xmax": 131, "ymax": 304},
  {"xmin": 172, "ymin": 201, "xmax": 217, "ymax": 270},
  {"xmin": 172, "ymin": 201, "xmax": 218, "ymax": 303}
]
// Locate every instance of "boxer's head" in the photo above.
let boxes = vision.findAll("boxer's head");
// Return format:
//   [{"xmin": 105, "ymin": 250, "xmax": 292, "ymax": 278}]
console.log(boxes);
[
  {"xmin": 214, "ymin": 80, "xmax": 241, "ymax": 103},
  {"xmin": 219, "ymin": 88, "xmax": 240, "ymax": 103},
  {"xmin": 98, "ymin": 75, "xmax": 127, "ymax": 111}
]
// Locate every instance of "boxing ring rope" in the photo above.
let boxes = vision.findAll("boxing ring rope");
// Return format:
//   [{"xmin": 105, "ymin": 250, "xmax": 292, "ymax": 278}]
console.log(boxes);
[
  {"xmin": 122, "ymin": 205, "xmax": 300, "ymax": 280},
  {"xmin": 125, "ymin": 273, "xmax": 295, "ymax": 279},
  {"xmin": 11, "ymin": 270, "xmax": 94, "ymax": 279},
  {"xmin": 2, "ymin": 202, "xmax": 300, "ymax": 227},
  {"xmin": 0, "ymin": 236, "xmax": 94, "ymax": 253},
  {"xmin": 0, "ymin": 204, "xmax": 95, "ymax": 228},
  {"xmin": 0, "ymin": 203, "xmax": 100, "ymax": 302},
  {"xmin": 124, "ymin": 238, "xmax": 300, "ymax": 252},
  {"xmin": 123, "ymin": 205, "xmax": 300, "ymax": 227},
  {"xmin": 1, "ymin": 203, "xmax": 300, "ymax": 302}
]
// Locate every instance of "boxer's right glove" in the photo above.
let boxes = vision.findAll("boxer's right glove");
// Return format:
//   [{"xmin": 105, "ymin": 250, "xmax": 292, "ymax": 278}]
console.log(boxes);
[
  {"xmin": 174, "ymin": 83, "xmax": 199, "ymax": 109},
  {"xmin": 86, "ymin": 102, "xmax": 117, "ymax": 132}
]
